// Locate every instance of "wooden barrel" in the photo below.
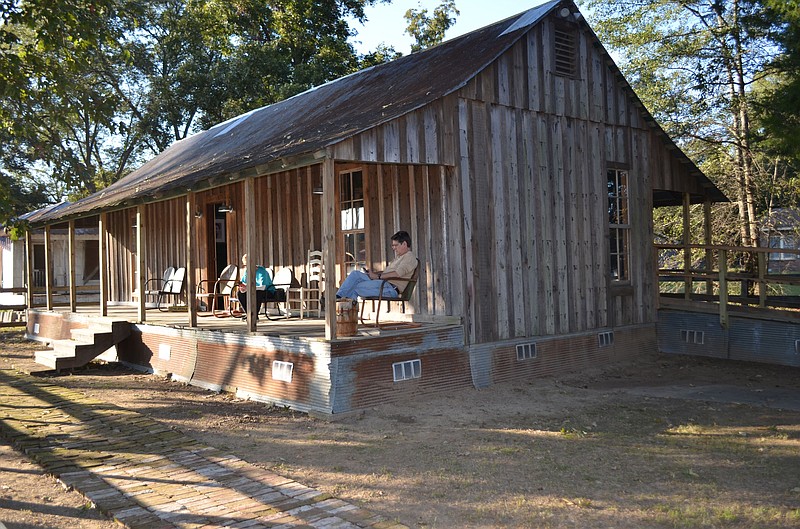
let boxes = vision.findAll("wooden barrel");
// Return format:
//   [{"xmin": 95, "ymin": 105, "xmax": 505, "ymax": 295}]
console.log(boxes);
[{"xmin": 336, "ymin": 298, "xmax": 359, "ymax": 337}]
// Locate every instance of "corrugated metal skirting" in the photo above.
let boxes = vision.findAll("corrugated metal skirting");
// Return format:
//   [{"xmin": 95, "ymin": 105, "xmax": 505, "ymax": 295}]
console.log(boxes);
[{"xmin": 657, "ymin": 309, "xmax": 800, "ymax": 367}]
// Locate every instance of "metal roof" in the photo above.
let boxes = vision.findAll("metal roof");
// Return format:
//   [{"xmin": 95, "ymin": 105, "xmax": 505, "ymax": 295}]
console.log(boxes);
[{"xmin": 26, "ymin": 0, "xmax": 724, "ymax": 224}]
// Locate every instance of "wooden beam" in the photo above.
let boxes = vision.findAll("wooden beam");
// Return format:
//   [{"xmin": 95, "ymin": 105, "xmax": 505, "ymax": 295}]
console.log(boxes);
[
  {"xmin": 682, "ymin": 192, "xmax": 691, "ymax": 300},
  {"xmin": 186, "ymin": 193, "xmax": 197, "ymax": 327},
  {"xmin": 99, "ymin": 213, "xmax": 108, "ymax": 316},
  {"xmin": 719, "ymin": 249, "xmax": 728, "ymax": 328},
  {"xmin": 703, "ymin": 200, "xmax": 713, "ymax": 295},
  {"xmin": 136, "ymin": 206, "xmax": 146, "ymax": 322},
  {"xmin": 25, "ymin": 229, "xmax": 34, "ymax": 310},
  {"xmin": 68, "ymin": 220, "xmax": 77, "ymax": 312},
  {"xmin": 44, "ymin": 224, "xmax": 53, "ymax": 310},
  {"xmin": 244, "ymin": 177, "xmax": 257, "ymax": 331},
  {"xmin": 321, "ymin": 155, "xmax": 337, "ymax": 340}
]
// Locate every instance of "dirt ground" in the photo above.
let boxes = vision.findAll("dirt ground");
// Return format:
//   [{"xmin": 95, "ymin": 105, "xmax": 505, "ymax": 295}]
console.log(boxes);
[{"xmin": 2, "ymin": 328, "xmax": 800, "ymax": 528}]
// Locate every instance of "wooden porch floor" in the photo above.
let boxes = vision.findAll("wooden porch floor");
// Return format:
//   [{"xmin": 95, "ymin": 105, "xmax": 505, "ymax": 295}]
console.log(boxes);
[{"xmin": 33, "ymin": 303, "xmax": 456, "ymax": 340}]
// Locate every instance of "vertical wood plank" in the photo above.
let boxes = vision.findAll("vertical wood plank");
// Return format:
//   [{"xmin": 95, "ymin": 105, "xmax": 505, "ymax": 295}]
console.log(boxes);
[
  {"xmin": 458, "ymin": 99, "xmax": 477, "ymax": 344},
  {"xmin": 521, "ymin": 112, "xmax": 539, "ymax": 335},
  {"xmin": 536, "ymin": 115, "xmax": 555, "ymax": 335},
  {"xmin": 507, "ymin": 109, "xmax": 525, "ymax": 336},
  {"xmin": 490, "ymin": 105, "xmax": 509, "ymax": 340}
]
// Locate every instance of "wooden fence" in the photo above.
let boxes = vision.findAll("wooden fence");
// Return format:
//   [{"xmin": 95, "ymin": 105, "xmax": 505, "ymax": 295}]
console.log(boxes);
[
  {"xmin": 0, "ymin": 287, "xmax": 27, "ymax": 328},
  {"xmin": 656, "ymin": 243, "xmax": 800, "ymax": 327}
]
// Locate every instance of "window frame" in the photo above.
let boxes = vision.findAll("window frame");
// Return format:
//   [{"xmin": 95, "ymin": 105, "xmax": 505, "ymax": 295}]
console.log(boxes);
[
  {"xmin": 339, "ymin": 168, "xmax": 367, "ymax": 275},
  {"xmin": 607, "ymin": 167, "xmax": 631, "ymax": 283}
]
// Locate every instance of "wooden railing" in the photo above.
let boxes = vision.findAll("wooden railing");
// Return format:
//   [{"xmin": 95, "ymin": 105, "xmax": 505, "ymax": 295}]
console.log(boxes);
[
  {"xmin": 0, "ymin": 287, "xmax": 27, "ymax": 327},
  {"xmin": 656, "ymin": 243, "xmax": 800, "ymax": 326}
]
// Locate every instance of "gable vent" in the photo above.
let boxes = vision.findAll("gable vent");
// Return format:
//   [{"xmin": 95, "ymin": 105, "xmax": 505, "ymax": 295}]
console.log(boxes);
[
  {"xmin": 516, "ymin": 342, "xmax": 537, "ymax": 361},
  {"xmin": 553, "ymin": 25, "xmax": 577, "ymax": 78}
]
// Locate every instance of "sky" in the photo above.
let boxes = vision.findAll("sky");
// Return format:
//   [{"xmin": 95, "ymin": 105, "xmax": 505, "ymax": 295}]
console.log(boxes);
[{"xmin": 348, "ymin": 0, "xmax": 542, "ymax": 55}]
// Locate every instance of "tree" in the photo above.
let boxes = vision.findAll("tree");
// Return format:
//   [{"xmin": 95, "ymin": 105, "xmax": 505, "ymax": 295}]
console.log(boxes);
[
  {"xmin": 404, "ymin": 0, "xmax": 459, "ymax": 52},
  {"xmin": 750, "ymin": 0, "xmax": 800, "ymax": 166},
  {"xmin": 580, "ymin": 0, "xmax": 795, "ymax": 251},
  {"xmin": 0, "ymin": 0, "xmax": 387, "ymax": 224}
]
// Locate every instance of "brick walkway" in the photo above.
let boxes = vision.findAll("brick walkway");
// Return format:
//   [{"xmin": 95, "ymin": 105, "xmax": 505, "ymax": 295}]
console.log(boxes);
[{"xmin": 0, "ymin": 369, "xmax": 406, "ymax": 529}]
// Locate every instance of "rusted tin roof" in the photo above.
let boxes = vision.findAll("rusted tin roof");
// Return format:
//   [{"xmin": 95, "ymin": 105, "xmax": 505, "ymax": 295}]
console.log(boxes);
[
  {"xmin": 26, "ymin": 0, "xmax": 725, "ymax": 224},
  {"xmin": 28, "ymin": 1, "xmax": 561, "ymax": 224}
]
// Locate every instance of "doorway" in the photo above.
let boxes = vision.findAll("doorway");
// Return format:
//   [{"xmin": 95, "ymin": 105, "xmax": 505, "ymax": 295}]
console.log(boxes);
[{"xmin": 209, "ymin": 204, "xmax": 229, "ymax": 278}]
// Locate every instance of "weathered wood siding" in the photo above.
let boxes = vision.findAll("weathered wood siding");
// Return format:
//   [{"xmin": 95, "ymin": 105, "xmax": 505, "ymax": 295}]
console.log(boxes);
[
  {"xmin": 105, "ymin": 209, "xmax": 136, "ymax": 302},
  {"xmin": 452, "ymin": 15, "xmax": 684, "ymax": 344}
]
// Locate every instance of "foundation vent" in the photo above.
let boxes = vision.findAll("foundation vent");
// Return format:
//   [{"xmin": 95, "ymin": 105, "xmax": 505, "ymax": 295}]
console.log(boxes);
[
  {"xmin": 393, "ymin": 359, "xmax": 421, "ymax": 382},
  {"xmin": 681, "ymin": 330, "xmax": 705, "ymax": 345},
  {"xmin": 272, "ymin": 360, "xmax": 294, "ymax": 383},
  {"xmin": 795, "ymin": 340, "xmax": 800, "ymax": 355},
  {"xmin": 598, "ymin": 331, "xmax": 614, "ymax": 348},
  {"xmin": 516, "ymin": 342, "xmax": 537, "ymax": 361}
]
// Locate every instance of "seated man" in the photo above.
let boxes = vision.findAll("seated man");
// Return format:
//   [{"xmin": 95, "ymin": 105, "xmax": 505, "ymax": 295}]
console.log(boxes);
[
  {"xmin": 237, "ymin": 254, "xmax": 274, "ymax": 320},
  {"xmin": 336, "ymin": 230, "xmax": 416, "ymax": 300}
]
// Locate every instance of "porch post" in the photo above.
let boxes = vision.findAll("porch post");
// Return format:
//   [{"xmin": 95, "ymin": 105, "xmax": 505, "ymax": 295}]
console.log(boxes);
[
  {"xmin": 99, "ymin": 212, "xmax": 108, "ymax": 317},
  {"xmin": 186, "ymin": 193, "xmax": 197, "ymax": 327},
  {"xmin": 25, "ymin": 229, "xmax": 34, "ymax": 310},
  {"xmin": 321, "ymin": 154, "xmax": 337, "ymax": 339},
  {"xmin": 68, "ymin": 220, "xmax": 77, "ymax": 312},
  {"xmin": 682, "ymin": 192, "xmax": 691, "ymax": 300},
  {"xmin": 244, "ymin": 177, "xmax": 257, "ymax": 331},
  {"xmin": 719, "ymin": 249, "xmax": 728, "ymax": 328},
  {"xmin": 703, "ymin": 200, "xmax": 713, "ymax": 295},
  {"xmin": 44, "ymin": 224, "xmax": 53, "ymax": 310},
  {"xmin": 136, "ymin": 206, "xmax": 146, "ymax": 322}
]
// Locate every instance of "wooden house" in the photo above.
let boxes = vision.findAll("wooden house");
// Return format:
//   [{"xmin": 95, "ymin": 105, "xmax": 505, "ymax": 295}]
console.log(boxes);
[{"xmin": 23, "ymin": 0, "xmax": 726, "ymax": 414}]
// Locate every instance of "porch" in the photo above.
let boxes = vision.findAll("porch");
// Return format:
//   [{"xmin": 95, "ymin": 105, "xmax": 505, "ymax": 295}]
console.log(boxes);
[
  {"xmin": 26, "ymin": 305, "xmax": 469, "ymax": 416},
  {"xmin": 656, "ymin": 242, "xmax": 800, "ymax": 367}
]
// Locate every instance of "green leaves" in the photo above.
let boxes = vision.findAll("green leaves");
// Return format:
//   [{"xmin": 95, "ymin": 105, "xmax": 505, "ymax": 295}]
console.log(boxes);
[
  {"xmin": 404, "ymin": 0, "xmax": 459, "ymax": 53},
  {"xmin": 0, "ymin": 0, "xmax": 385, "ymax": 224}
]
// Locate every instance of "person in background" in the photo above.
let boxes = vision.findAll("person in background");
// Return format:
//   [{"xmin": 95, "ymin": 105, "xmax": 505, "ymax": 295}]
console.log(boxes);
[
  {"xmin": 237, "ymin": 254, "xmax": 273, "ymax": 321},
  {"xmin": 335, "ymin": 231, "xmax": 416, "ymax": 300}
]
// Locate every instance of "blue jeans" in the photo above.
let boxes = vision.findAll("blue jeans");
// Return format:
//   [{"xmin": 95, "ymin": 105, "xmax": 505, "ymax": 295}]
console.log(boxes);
[{"xmin": 336, "ymin": 270, "xmax": 399, "ymax": 299}]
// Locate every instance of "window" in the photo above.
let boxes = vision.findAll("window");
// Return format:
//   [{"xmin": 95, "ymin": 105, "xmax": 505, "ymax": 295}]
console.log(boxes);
[
  {"xmin": 608, "ymin": 168, "xmax": 630, "ymax": 281},
  {"xmin": 769, "ymin": 232, "xmax": 795, "ymax": 261},
  {"xmin": 393, "ymin": 359, "xmax": 421, "ymax": 382},
  {"xmin": 340, "ymin": 169, "xmax": 366, "ymax": 274}
]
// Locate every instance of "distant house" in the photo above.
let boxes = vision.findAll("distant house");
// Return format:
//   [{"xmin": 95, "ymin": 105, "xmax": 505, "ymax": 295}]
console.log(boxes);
[
  {"xmin": 22, "ymin": 0, "xmax": 726, "ymax": 414},
  {"xmin": 2, "ymin": 205, "xmax": 99, "ymax": 302},
  {"xmin": 761, "ymin": 208, "xmax": 800, "ymax": 274}
]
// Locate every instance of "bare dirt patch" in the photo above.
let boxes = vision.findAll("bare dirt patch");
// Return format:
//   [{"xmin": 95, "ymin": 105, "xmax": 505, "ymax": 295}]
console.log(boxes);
[{"xmin": 3, "ymin": 328, "xmax": 800, "ymax": 528}]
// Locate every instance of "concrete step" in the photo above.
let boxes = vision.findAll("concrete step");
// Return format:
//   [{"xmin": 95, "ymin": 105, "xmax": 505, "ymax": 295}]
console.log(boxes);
[
  {"xmin": 70, "ymin": 328, "xmax": 112, "ymax": 344},
  {"xmin": 34, "ymin": 349, "xmax": 80, "ymax": 370},
  {"xmin": 33, "ymin": 319, "xmax": 131, "ymax": 371}
]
